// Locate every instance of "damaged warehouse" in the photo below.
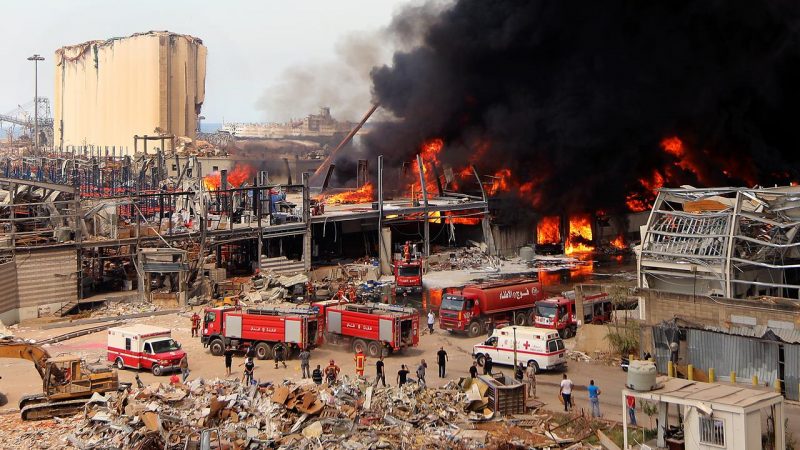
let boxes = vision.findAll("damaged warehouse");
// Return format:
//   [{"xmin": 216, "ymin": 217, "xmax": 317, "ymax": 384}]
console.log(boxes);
[{"xmin": 638, "ymin": 186, "xmax": 800, "ymax": 299}]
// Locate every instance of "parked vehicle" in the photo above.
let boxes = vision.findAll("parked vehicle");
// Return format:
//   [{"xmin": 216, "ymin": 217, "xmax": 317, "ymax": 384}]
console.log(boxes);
[
  {"xmin": 438, "ymin": 278, "xmax": 545, "ymax": 337},
  {"xmin": 472, "ymin": 326, "xmax": 566, "ymax": 374},
  {"xmin": 313, "ymin": 301, "xmax": 419, "ymax": 358},
  {"xmin": 201, "ymin": 305, "xmax": 321, "ymax": 359},
  {"xmin": 394, "ymin": 241, "xmax": 423, "ymax": 295},
  {"xmin": 107, "ymin": 325, "xmax": 185, "ymax": 376},
  {"xmin": 534, "ymin": 291, "xmax": 612, "ymax": 338}
]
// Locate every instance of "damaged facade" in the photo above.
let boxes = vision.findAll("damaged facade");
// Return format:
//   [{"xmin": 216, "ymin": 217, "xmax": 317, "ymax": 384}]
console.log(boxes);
[{"xmin": 638, "ymin": 186, "xmax": 800, "ymax": 300}]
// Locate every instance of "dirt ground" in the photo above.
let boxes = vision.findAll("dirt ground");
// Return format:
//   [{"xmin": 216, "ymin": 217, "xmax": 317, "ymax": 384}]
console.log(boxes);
[{"xmin": 4, "ymin": 307, "xmax": 797, "ymax": 436}]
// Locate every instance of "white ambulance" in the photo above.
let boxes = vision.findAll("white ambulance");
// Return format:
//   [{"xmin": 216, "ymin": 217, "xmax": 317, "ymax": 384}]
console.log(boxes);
[
  {"xmin": 472, "ymin": 326, "xmax": 566, "ymax": 373},
  {"xmin": 107, "ymin": 325, "xmax": 185, "ymax": 376}
]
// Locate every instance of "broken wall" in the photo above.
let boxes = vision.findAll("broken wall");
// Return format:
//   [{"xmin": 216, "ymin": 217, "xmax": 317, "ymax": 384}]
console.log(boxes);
[
  {"xmin": 16, "ymin": 248, "xmax": 77, "ymax": 321},
  {"xmin": 54, "ymin": 31, "xmax": 207, "ymax": 154}
]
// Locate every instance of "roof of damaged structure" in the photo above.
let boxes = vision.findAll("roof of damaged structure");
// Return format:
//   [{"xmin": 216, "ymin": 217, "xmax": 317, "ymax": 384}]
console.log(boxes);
[{"xmin": 638, "ymin": 185, "xmax": 800, "ymax": 300}]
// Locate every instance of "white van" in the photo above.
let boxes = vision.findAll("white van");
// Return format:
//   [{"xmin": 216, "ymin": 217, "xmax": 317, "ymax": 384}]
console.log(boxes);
[{"xmin": 472, "ymin": 326, "xmax": 566, "ymax": 373}]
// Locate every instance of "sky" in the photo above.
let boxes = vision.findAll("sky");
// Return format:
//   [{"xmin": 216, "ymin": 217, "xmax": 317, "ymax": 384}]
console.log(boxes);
[{"xmin": 1, "ymin": 1, "xmax": 410, "ymax": 124}]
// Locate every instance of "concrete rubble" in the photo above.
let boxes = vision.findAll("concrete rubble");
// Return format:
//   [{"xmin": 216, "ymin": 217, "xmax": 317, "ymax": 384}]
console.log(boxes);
[{"xmin": 1, "ymin": 376, "xmax": 607, "ymax": 449}]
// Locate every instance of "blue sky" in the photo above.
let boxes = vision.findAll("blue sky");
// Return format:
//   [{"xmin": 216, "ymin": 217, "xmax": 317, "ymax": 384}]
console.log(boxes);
[{"xmin": 1, "ymin": 1, "xmax": 410, "ymax": 123}]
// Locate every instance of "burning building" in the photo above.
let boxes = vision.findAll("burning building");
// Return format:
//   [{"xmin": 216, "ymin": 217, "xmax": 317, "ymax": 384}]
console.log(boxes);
[
  {"xmin": 638, "ymin": 186, "xmax": 800, "ymax": 300},
  {"xmin": 54, "ymin": 31, "xmax": 207, "ymax": 154}
]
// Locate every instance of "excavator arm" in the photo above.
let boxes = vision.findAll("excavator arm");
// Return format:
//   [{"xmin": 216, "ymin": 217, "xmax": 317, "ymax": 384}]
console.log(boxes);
[{"xmin": 0, "ymin": 338, "xmax": 51, "ymax": 380}]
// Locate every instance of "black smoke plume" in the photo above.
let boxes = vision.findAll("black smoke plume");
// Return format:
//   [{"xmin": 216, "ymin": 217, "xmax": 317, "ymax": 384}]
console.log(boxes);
[{"xmin": 362, "ymin": 0, "xmax": 800, "ymax": 214}]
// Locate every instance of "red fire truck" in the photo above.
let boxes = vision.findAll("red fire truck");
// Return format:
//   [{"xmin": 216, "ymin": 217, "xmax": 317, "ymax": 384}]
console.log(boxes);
[
  {"xmin": 201, "ymin": 305, "xmax": 322, "ymax": 359},
  {"xmin": 438, "ymin": 278, "xmax": 545, "ymax": 337},
  {"xmin": 313, "ymin": 301, "xmax": 419, "ymax": 358},
  {"xmin": 534, "ymin": 291, "xmax": 612, "ymax": 338},
  {"xmin": 394, "ymin": 241, "xmax": 423, "ymax": 295}
]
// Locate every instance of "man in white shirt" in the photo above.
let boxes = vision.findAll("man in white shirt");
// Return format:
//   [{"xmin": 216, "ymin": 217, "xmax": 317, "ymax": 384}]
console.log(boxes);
[
  {"xmin": 559, "ymin": 373, "xmax": 574, "ymax": 412},
  {"xmin": 427, "ymin": 311, "xmax": 435, "ymax": 334}
]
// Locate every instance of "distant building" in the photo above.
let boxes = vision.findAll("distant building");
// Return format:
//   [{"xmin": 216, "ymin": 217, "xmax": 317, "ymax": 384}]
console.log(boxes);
[
  {"xmin": 220, "ymin": 107, "xmax": 356, "ymax": 140},
  {"xmin": 54, "ymin": 31, "xmax": 207, "ymax": 155}
]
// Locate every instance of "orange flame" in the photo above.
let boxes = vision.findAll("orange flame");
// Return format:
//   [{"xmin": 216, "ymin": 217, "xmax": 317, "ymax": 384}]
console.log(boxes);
[
  {"xmin": 610, "ymin": 235, "xmax": 626, "ymax": 249},
  {"xmin": 486, "ymin": 169, "xmax": 512, "ymax": 196},
  {"xmin": 203, "ymin": 164, "xmax": 256, "ymax": 191},
  {"xmin": 537, "ymin": 216, "xmax": 561, "ymax": 244},
  {"xmin": 322, "ymin": 182, "xmax": 374, "ymax": 205},
  {"xmin": 565, "ymin": 214, "xmax": 593, "ymax": 254}
]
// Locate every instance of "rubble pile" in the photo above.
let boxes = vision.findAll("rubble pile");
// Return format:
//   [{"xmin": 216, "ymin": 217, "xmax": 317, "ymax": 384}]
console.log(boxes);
[
  {"xmin": 2, "ymin": 377, "xmax": 607, "ymax": 449},
  {"xmin": 428, "ymin": 244, "xmax": 496, "ymax": 272}
]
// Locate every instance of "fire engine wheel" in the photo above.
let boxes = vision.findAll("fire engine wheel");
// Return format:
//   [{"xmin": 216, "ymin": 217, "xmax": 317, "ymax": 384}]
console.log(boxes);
[
  {"xmin": 366, "ymin": 341, "xmax": 381, "ymax": 358},
  {"xmin": 527, "ymin": 360, "xmax": 540, "ymax": 374},
  {"xmin": 352, "ymin": 339, "xmax": 368, "ymax": 354},
  {"xmin": 528, "ymin": 309, "xmax": 537, "ymax": 326},
  {"xmin": 151, "ymin": 364, "xmax": 164, "ymax": 376},
  {"xmin": 209, "ymin": 339, "xmax": 225, "ymax": 356},
  {"xmin": 467, "ymin": 321, "xmax": 482, "ymax": 338},
  {"xmin": 514, "ymin": 312, "xmax": 528, "ymax": 326},
  {"xmin": 254, "ymin": 342, "xmax": 272, "ymax": 360},
  {"xmin": 115, "ymin": 358, "xmax": 125, "ymax": 370},
  {"xmin": 476, "ymin": 354, "xmax": 486, "ymax": 367}
]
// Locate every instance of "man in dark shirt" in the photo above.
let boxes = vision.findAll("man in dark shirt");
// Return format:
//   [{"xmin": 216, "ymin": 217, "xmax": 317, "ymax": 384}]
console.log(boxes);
[
  {"xmin": 312, "ymin": 365, "xmax": 323, "ymax": 385},
  {"xmin": 224, "ymin": 346, "xmax": 234, "ymax": 376},
  {"xmin": 397, "ymin": 364, "xmax": 410, "ymax": 386},
  {"xmin": 483, "ymin": 355, "xmax": 493, "ymax": 375},
  {"xmin": 243, "ymin": 358, "xmax": 255, "ymax": 385},
  {"xmin": 469, "ymin": 362, "xmax": 478, "ymax": 378},
  {"xmin": 375, "ymin": 356, "xmax": 386, "ymax": 387},
  {"xmin": 273, "ymin": 343, "xmax": 287, "ymax": 369},
  {"xmin": 436, "ymin": 347, "xmax": 448, "ymax": 378}
]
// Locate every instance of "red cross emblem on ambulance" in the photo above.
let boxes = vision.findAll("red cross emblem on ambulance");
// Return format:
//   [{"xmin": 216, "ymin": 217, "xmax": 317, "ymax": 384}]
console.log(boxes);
[{"xmin": 522, "ymin": 341, "xmax": 531, "ymax": 350}]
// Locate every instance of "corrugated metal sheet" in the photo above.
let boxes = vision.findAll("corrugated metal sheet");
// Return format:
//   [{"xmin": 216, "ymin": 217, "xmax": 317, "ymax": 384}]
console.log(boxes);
[
  {"xmin": 16, "ymin": 249, "xmax": 77, "ymax": 308},
  {"xmin": 652, "ymin": 326, "xmax": 678, "ymax": 373},
  {"xmin": 704, "ymin": 325, "xmax": 800, "ymax": 344},
  {"xmin": 687, "ymin": 329, "xmax": 778, "ymax": 385},
  {"xmin": 786, "ymin": 345, "xmax": 800, "ymax": 402},
  {"xmin": 0, "ymin": 259, "xmax": 18, "ymax": 314}
]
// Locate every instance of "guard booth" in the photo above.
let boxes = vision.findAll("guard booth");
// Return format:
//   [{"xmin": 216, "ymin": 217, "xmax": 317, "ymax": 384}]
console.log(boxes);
[{"xmin": 137, "ymin": 248, "xmax": 189, "ymax": 306}]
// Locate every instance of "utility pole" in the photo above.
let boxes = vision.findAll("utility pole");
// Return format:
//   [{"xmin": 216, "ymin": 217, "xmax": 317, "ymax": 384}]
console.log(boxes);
[{"xmin": 27, "ymin": 54, "xmax": 44, "ymax": 153}]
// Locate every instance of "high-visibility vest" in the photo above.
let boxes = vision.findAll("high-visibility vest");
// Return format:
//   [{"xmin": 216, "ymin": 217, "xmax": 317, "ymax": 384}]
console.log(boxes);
[{"xmin": 355, "ymin": 353, "xmax": 365, "ymax": 370}]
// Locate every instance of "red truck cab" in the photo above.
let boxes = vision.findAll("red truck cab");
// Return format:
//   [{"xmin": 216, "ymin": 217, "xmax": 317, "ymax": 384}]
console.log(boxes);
[
  {"xmin": 394, "ymin": 241, "xmax": 423, "ymax": 295},
  {"xmin": 534, "ymin": 291, "xmax": 612, "ymax": 338}
]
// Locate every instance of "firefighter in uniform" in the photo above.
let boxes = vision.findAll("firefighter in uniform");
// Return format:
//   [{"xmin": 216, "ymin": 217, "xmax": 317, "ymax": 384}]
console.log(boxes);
[
  {"xmin": 354, "ymin": 349, "xmax": 366, "ymax": 377},
  {"xmin": 191, "ymin": 312, "xmax": 201, "ymax": 337},
  {"xmin": 325, "ymin": 359, "xmax": 340, "ymax": 386}
]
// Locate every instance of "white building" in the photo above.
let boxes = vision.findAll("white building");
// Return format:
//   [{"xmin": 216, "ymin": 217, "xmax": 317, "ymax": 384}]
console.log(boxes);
[{"xmin": 622, "ymin": 377, "xmax": 785, "ymax": 450}]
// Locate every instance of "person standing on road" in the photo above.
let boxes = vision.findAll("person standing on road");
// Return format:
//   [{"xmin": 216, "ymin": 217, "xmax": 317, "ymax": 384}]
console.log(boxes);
[
  {"xmin": 514, "ymin": 362, "xmax": 524, "ymax": 382},
  {"xmin": 180, "ymin": 355, "xmax": 190, "ymax": 382},
  {"xmin": 375, "ymin": 356, "xmax": 386, "ymax": 387},
  {"xmin": 242, "ymin": 357, "xmax": 255, "ymax": 385},
  {"xmin": 416, "ymin": 359, "xmax": 427, "ymax": 387},
  {"xmin": 299, "ymin": 347, "xmax": 311, "ymax": 379},
  {"xmin": 397, "ymin": 364, "xmax": 410, "ymax": 386},
  {"xmin": 354, "ymin": 349, "xmax": 366, "ymax": 378},
  {"xmin": 483, "ymin": 354, "xmax": 493, "ymax": 375},
  {"xmin": 436, "ymin": 347, "xmax": 448, "ymax": 378},
  {"xmin": 525, "ymin": 364, "xmax": 537, "ymax": 399},
  {"xmin": 427, "ymin": 311, "xmax": 435, "ymax": 334},
  {"xmin": 588, "ymin": 379, "xmax": 601, "ymax": 417},
  {"xmin": 626, "ymin": 395, "xmax": 637, "ymax": 426},
  {"xmin": 273, "ymin": 343, "xmax": 287, "ymax": 369},
  {"xmin": 469, "ymin": 362, "xmax": 478, "ymax": 378},
  {"xmin": 559, "ymin": 373, "xmax": 574, "ymax": 412},
  {"xmin": 191, "ymin": 312, "xmax": 201, "ymax": 337},
  {"xmin": 224, "ymin": 346, "xmax": 234, "ymax": 376},
  {"xmin": 312, "ymin": 365, "xmax": 323, "ymax": 385}
]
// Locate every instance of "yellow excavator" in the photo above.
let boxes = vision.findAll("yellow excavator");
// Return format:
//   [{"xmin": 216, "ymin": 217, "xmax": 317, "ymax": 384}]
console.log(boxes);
[{"xmin": 0, "ymin": 337, "xmax": 122, "ymax": 420}]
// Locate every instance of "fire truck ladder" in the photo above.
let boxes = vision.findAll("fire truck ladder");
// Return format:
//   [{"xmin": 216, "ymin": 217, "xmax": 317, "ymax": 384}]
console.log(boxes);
[{"xmin": 355, "ymin": 302, "xmax": 417, "ymax": 315}]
